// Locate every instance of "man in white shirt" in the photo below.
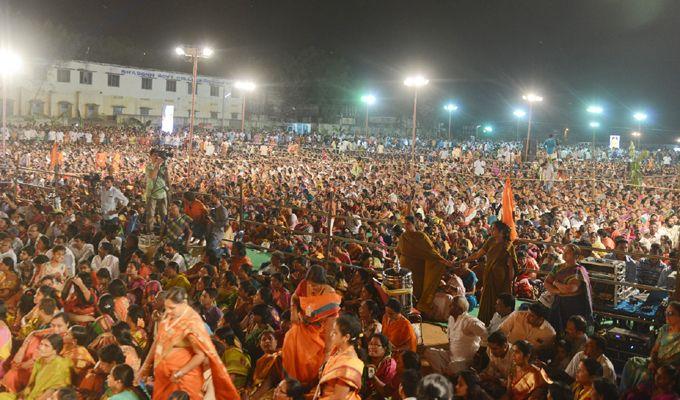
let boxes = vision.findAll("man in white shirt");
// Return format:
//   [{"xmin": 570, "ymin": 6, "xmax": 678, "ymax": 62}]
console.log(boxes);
[
  {"xmin": 480, "ymin": 331, "xmax": 514, "ymax": 396},
  {"xmin": 161, "ymin": 243, "xmax": 186, "ymax": 273},
  {"xmin": 0, "ymin": 236, "xmax": 17, "ymax": 267},
  {"xmin": 473, "ymin": 159, "xmax": 486, "ymax": 176},
  {"xmin": 100, "ymin": 176, "xmax": 129, "ymax": 224},
  {"xmin": 565, "ymin": 334, "xmax": 616, "ymax": 383},
  {"xmin": 488, "ymin": 293, "xmax": 516, "ymax": 334},
  {"xmin": 423, "ymin": 296, "xmax": 487, "ymax": 374},
  {"xmin": 69, "ymin": 234, "xmax": 95, "ymax": 265},
  {"xmin": 91, "ymin": 242, "xmax": 120, "ymax": 279},
  {"xmin": 499, "ymin": 303, "xmax": 556, "ymax": 352}
]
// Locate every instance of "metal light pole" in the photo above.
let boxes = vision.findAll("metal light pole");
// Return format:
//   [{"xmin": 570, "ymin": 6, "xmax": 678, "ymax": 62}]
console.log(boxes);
[
  {"xmin": 633, "ymin": 112, "xmax": 647, "ymax": 150},
  {"xmin": 360, "ymin": 94, "xmax": 376, "ymax": 137},
  {"xmin": 522, "ymin": 93, "xmax": 543, "ymax": 161},
  {"xmin": 586, "ymin": 105, "xmax": 604, "ymax": 159},
  {"xmin": 175, "ymin": 45, "xmax": 213, "ymax": 161},
  {"xmin": 444, "ymin": 103, "xmax": 458, "ymax": 142},
  {"xmin": 513, "ymin": 109, "xmax": 526, "ymax": 143},
  {"xmin": 589, "ymin": 121, "xmax": 600, "ymax": 159},
  {"xmin": 0, "ymin": 49, "xmax": 22, "ymax": 156},
  {"xmin": 235, "ymin": 80, "xmax": 256, "ymax": 134},
  {"xmin": 404, "ymin": 76, "xmax": 429, "ymax": 164}
]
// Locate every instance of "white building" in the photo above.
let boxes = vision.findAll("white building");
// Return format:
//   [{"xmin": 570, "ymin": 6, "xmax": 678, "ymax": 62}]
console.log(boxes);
[{"xmin": 0, "ymin": 59, "xmax": 244, "ymax": 128}]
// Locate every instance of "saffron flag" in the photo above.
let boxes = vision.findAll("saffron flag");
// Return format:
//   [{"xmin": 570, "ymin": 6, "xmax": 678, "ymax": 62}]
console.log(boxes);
[
  {"xmin": 49, "ymin": 142, "xmax": 62, "ymax": 169},
  {"xmin": 502, "ymin": 177, "xmax": 518, "ymax": 241}
]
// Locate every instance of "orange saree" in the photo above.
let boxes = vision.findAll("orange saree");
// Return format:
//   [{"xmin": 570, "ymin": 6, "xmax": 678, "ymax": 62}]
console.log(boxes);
[
  {"xmin": 282, "ymin": 292, "xmax": 342, "ymax": 387},
  {"xmin": 315, "ymin": 346, "xmax": 364, "ymax": 400},
  {"xmin": 381, "ymin": 314, "xmax": 417, "ymax": 374},
  {"xmin": 153, "ymin": 307, "xmax": 240, "ymax": 400}
]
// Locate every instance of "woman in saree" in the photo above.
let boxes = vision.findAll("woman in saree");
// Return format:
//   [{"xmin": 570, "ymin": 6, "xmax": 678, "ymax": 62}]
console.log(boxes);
[
  {"xmin": 0, "ymin": 301, "xmax": 12, "ymax": 380},
  {"xmin": 544, "ymin": 244, "xmax": 593, "ymax": 332},
  {"xmin": 61, "ymin": 272, "xmax": 97, "ymax": 324},
  {"xmin": 61, "ymin": 325, "xmax": 95, "ymax": 386},
  {"xmin": 314, "ymin": 314, "xmax": 364, "ymax": 400},
  {"xmin": 0, "ymin": 334, "xmax": 72, "ymax": 400},
  {"xmin": 105, "ymin": 364, "xmax": 144, "ymax": 400},
  {"xmin": 282, "ymin": 265, "xmax": 341, "ymax": 388},
  {"xmin": 246, "ymin": 331, "xmax": 284, "ymax": 400},
  {"xmin": 620, "ymin": 301, "xmax": 680, "ymax": 393},
  {"xmin": 362, "ymin": 334, "xmax": 397, "ymax": 400},
  {"xmin": 139, "ymin": 286, "xmax": 240, "ymax": 400},
  {"xmin": 396, "ymin": 215, "xmax": 452, "ymax": 315},
  {"xmin": 506, "ymin": 340, "xmax": 545, "ymax": 400},
  {"xmin": 215, "ymin": 328, "xmax": 251, "ymax": 391},
  {"xmin": 572, "ymin": 359, "xmax": 603, "ymax": 400},
  {"xmin": 456, "ymin": 221, "xmax": 517, "ymax": 324}
]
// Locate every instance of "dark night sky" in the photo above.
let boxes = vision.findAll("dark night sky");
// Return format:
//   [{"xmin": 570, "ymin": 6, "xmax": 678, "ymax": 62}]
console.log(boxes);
[{"xmin": 5, "ymin": 0, "xmax": 680, "ymax": 142}]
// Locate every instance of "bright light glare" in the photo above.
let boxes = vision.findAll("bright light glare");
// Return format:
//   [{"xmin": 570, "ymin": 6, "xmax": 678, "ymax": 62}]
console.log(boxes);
[
  {"xmin": 589, "ymin": 121, "xmax": 600, "ymax": 128},
  {"xmin": 361, "ymin": 95, "xmax": 376, "ymax": 105},
  {"xmin": 444, "ymin": 103, "xmax": 458, "ymax": 112},
  {"xmin": 0, "ymin": 49, "xmax": 22, "ymax": 75},
  {"xmin": 513, "ymin": 109, "xmax": 526, "ymax": 118},
  {"xmin": 522, "ymin": 93, "xmax": 544, "ymax": 102},
  {"xmin": 175, "ymin": 46, "xmax": 185, "ymax": 56},
  {"xmin": 404, "ymin": 75, "xmax": 429, "ymax": 87},
  {"xmin": 202, "ymin": 47, "xmax": 214, "ymax": 57},
  {"xmin": 483, "ymin": 126, "xmax": 493, "ymax": 133},
  {"xmin": 587, "ymin": 105, "xmax": 604, "ymax": 114},
  {"xmin": 676, "ymin": 138, "xmax": 680, "ymax": 143},
  {"xmin": 632, "ymin": 131, "xmax": 641, "ymax": 137},
  {"xmin": 235, "ymin": 80, "xmax": 256, "ymax": 91},
  {"xmin": 633, "ymin": 112, "xmax": 648, "ymax": 121}
]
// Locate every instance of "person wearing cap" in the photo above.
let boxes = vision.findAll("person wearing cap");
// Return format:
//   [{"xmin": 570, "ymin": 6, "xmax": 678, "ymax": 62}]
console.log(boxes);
[{"xmin": 498, "ymin": 302, "xmax": 556, "ymax": 353}]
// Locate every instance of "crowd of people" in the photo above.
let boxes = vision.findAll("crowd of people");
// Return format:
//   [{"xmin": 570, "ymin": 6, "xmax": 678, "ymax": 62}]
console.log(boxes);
[{"xmin": 0, "ymin": 122, "xmax": 677, "ymax": 400}]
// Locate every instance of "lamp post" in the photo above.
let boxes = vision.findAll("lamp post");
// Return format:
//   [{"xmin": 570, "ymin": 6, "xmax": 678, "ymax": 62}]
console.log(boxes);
[
  {"xmin": 444, "ymin": 103, "xmax": 458, "ymax": 142},
  {"xmin": 589, "ymin": 121, "xmax": 600, "ymax": 159},
  {"xmin": 632, "ymin": 131, "xmax": 641, "ymax": 149},
  {"xmin": 235, "ymin": 80, "xmax": 256, "ymax": 133},
  {"xmin": 513, "ymin": 109, "xmax": 526, "ymax": 143},
  {"xmin": 522, "ymin": 93, "xmax": 543, "ymax": 160},
  {"xmin": 404, "ymin": 75, "xmax": 429, "ymax": 163},
  {"xmin": 633, "ymin": 112, "xmax": 647, "ymax": 148},
  {"xmin": 360, "ymin": 94, "xmax": 376, "ymax": 137},
  {"xmin": 587, "ymin": 105, "xmax": 604, "ymax": 157},
  {"xmin": 0, "ymin": 49, "xmax": 21, "ymax": 156},
  {"xmin": 175, "ymin": 45, "xmax": 213, "ymax": 161}
]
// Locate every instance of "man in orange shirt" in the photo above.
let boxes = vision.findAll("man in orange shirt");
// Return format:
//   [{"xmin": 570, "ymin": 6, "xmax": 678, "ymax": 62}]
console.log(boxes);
[{"xmin": 183, "ymin": 191, "xmax": 211, "ymax": 242}]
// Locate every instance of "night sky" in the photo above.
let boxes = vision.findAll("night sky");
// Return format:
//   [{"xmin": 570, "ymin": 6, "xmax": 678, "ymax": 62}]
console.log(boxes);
[{"xmin": 5, "ymin": 0, "xmax": 680, "ymax": 142}]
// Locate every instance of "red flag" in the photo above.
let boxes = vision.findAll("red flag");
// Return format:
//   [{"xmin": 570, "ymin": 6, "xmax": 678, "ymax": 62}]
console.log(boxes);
[{"xmin": 502, "ymin": 178, "xmax": 518, "ymax": 241}]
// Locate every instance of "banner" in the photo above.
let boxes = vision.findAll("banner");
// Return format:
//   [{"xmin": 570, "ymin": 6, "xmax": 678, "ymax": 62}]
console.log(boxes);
[
  {"xmin": 161, "ymin": 105, "xmax": 174, "ymax": 133},
  {"xmin": 609, "ymin": 135, "xmax": 620, "ymax": 149}
]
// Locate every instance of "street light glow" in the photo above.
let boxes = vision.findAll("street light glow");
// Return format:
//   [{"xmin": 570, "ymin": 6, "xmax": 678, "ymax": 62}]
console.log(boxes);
[
  {"xmin": 632, "ymin": 131, "xmax": 641, "ymax": 137},
  {"xmin": 404, "ymin": 75, "xmax": 429, "ymax": 88},
  {"xmin": 0, "ymin": 49, "xmax": 22, "ymax": 75},
  {"xmin": 522, "ymin": 93, "xmax": 544, "ymax": 103},
  {"xmin": 513, "ymin": 109, "xmax": 526, "ymax": 118},
  {"xmin": 483, "ymin": 125, "xmax": 493, "ymax": 133},
  {"xmin": 234, "ymin": 80, "xmax": 256, "ymax": 92},
  {"xmin": 587, "ymin": 105, "xmax": 604, "ymax": 114},
  {"xmin": 174, "ymin": 46, "xmax": 185, "ymax": 56},
  {"xmin": 361, "ymin": 94, "xmax": 376, "ymax": 105},
  {"xmin": 589, "ymin": 121, "xmax": 600, "ymax": 128},
  {"xmin": 444, "ymin": 103, "xmax": 458, "ymax": 112},
  {"xmin": 201, "ymin": 47, "xmax": 214, "ymax": 57},
  {"xmin": 633, "ymin": 112, "xmax": 648, "ymax": 122}
]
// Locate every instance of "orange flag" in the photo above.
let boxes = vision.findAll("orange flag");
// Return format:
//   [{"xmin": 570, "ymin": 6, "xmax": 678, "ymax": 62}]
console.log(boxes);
[
  {"xmin": 502, "ymin": 177, "xmax": 518, "ymax": 241},
  {"xmin": 49, "ymin": 142, "xmax": 62, "ymax": 169}
]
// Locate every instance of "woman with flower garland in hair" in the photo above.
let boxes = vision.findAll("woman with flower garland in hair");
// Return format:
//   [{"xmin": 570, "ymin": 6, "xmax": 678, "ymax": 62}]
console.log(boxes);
[{"xmin": 314, "ymin": 314, "xmax": 365, "ymax": 400}]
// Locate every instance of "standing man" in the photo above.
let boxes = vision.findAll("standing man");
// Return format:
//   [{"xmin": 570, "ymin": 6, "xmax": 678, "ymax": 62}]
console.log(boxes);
[
  {"xmin": 100, "ymin": 176, "xmax": 129, "ymax": 229},
  {"xmin": 145, "ymin": 149, "xmax": 170, "ymax": 233},
  {"xmin": 206, "ymin": 192, "xmax": 229, "ymax": 263},
  {"xmin": 544, "ymin": 133, "xmax": 557, "ymax": 160}
]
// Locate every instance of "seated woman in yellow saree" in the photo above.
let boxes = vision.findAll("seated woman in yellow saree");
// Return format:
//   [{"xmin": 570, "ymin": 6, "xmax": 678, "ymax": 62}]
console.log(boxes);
[
  {"xmin": 505, "ymin": 340, "xmax": 545, "ymax": 400},
  {"xmin": 0, "ymin": 334, "xmax": 72, "ymax": 400},
  {"xmin": 282, "ymin": 266, "xmax": 341, "ymax": 388},
  {"xmin": 314, "ymin": 314, "xmax": 364, "ymax": 400},
  {"xmin": 216, "ymin": 327, "xmax": 251, "ymax": 390}
]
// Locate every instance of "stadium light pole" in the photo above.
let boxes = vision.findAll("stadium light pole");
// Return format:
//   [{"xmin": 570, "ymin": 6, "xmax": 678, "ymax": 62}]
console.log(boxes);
[
  {"xmin": 633, "ymin": 112, "xmax": 648, "ymax": 148},
  {"xmin": 404, "ymin": 75, "xmax": 429, "ymax": 163},
  {"xmin": 632, "ymin": 131, "xmax": 642, "ymax": 149},
  {"xmin": 360, "ymin": 94, "xmax": 376, "ymax": 137},
  {"xmin": 513, "ymin": 109, "xmax": 526, "ymax": 143},
  {"xmin": 0, "ymin": 49, "xmax": 22, "ymax": 156},
  {"xmin": 175, "ymin": 45, "xmax": 213, "ymax": 161},
  {"xmin": 444, "ymin": 103, "xmax": 458, "ymax": 141},
  {"xmin": 589, "ymin": 121, "xmax": 600, "ymax": 158},
  {"xmin": 522, "ymin": 93, "xmax": 543, "ymax": 160},
  {"xmin": 587, "ymin": 105, "xmax": 604, "ymax": 156},
  {"xmin": 235, "ymin": 80, "xmax": 256, "ymax": 133}
]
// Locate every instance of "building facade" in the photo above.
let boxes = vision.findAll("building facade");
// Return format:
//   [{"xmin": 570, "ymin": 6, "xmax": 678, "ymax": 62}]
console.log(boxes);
[{"xmin": 1, "ymin": 59, "xmax": 245, "ymax": 128}]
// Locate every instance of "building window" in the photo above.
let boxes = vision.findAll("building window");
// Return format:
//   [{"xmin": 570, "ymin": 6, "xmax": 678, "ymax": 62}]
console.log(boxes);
[
  {"xmin": 112, "ymin": 106, "xmax": 124, "ymax": 116},
  {"xmin": 210, "ymin": 111, "xmax": 218, "ymax": 119},
  {"xmin": 58, "ymin": 102, "xmax": 72, "ymax": 117},
  {"xmin": 30, "ymin": 100, "xmax": 44, "ymax": 116},
  {"xmin": 231, "ymin": 112, "xmax": 238, "ymax": 119},
  {"xmin": 107, "ymin": 74, "xmax": 120, "ymax": 87},
  {"xmin": 86, "ymin": 104, "xmax": 99, "ymax": 118},
  {"xmin": 166, "ymin": 79, "xmax": 176, "ymax": 92},
  {"xmin": 141, "ymin": 77, "xmax": 153, "ymax": 90},
  {"xmin": 210, "ymin": 85, "xmax": 219, "ymax": 97},
  {"xmin": 140, "ymin": 107, "xmax": 151, "ymax": 116},
  {"xmin": 57, "ymin": 69, "xmax": 71, "ymax": 83},
  {"xmin": 187, "ymin": 82, "xmax": 198, "ymax": 94},
  {"xmin": 80, "ymin": 70, "xmax": 93, "ymax": 85}
]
